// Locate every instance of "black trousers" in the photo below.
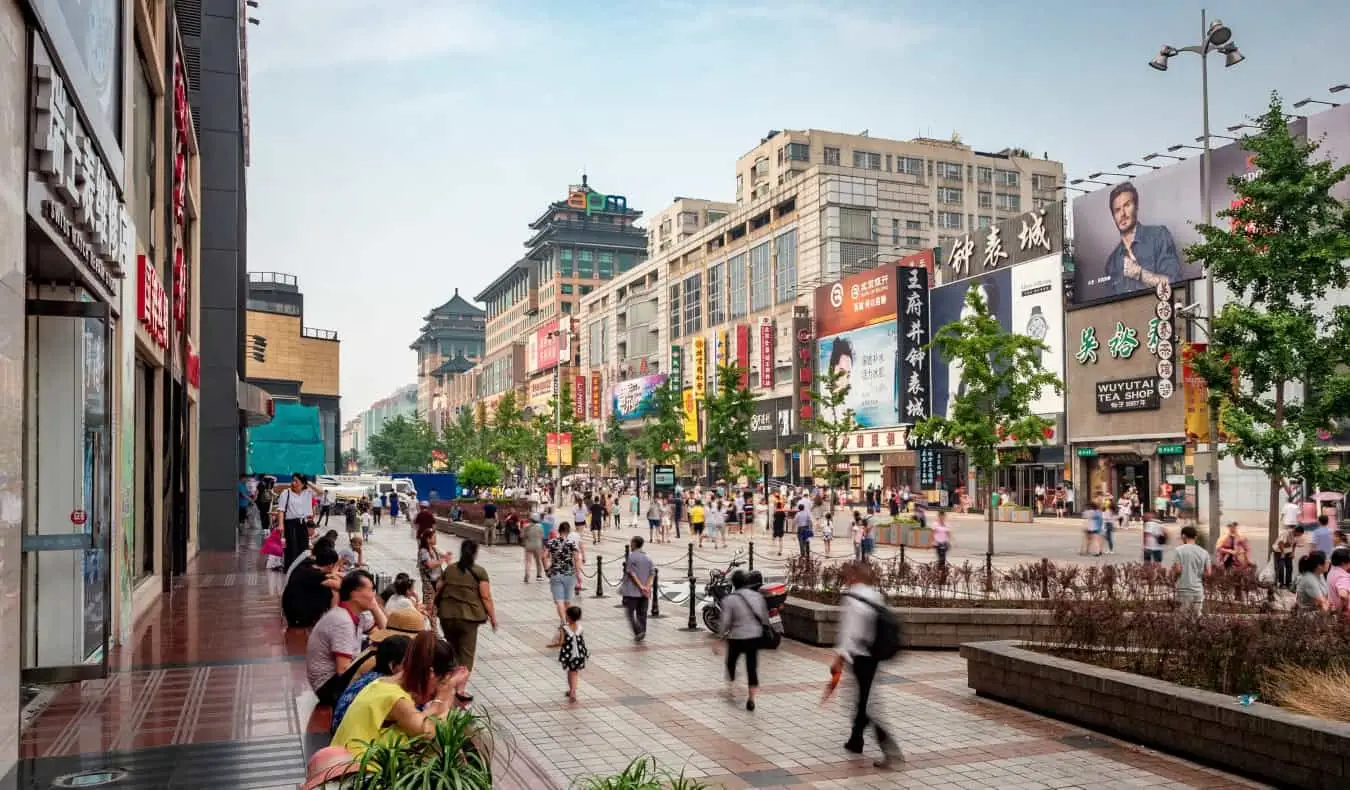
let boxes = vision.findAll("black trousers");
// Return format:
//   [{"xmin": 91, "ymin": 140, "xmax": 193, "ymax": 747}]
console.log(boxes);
[
  {"xmin": 622, "ymin": 595, "xmax": 648, "ymax": 636},
  {"xmin": 848, "ymin": 656, "xmax": 891, "ymax": 747},
  {"xmin": 283, "ymin": 518, "xmax": 308, "ymax": 569},
  {"xmin": 726, "ymin": 638, "xmax": 760, "ymax": 687}
]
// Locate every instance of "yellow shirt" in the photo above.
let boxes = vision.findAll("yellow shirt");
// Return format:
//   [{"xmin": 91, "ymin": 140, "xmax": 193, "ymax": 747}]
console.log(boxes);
[
  {"xmin": 690, "ymin": 505, "xmax": 705, "ymax": 524},
  {"xmin": 331, "ymin": 679, "xmax": 414, "ymax": 757}
]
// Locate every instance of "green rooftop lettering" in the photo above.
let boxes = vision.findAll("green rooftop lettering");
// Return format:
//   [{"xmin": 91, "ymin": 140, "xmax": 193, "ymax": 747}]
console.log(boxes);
[
  {"xmin": 1075, "ymin": 327, "xmax": 1099, "ymax": 365},
  {"xmin": 1108, "ymin": 321, "xmax": 1140, "ymax": 359}
]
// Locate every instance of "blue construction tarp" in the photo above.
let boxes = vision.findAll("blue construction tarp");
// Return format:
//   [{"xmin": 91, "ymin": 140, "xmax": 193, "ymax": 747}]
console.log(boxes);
[{"xmin": 246, "ymin": 401, "xmax": 326, "ymax": 478}]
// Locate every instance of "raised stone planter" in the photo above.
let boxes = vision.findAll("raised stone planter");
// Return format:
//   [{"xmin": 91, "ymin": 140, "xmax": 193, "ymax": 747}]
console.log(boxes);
[
  {"xmin": 962, "ymin": 640, "xmax": 1350, "ymax": 790},
  {"xmin": 435, "ymin": 518, "xmax": 495, "ymax": 546},
  {"xmin": 781, "ymin": 597, "xmax": 1057, "ymax": 649}
]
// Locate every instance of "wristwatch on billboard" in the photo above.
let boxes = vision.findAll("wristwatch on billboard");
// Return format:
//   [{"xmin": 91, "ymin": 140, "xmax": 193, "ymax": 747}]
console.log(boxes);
[{"xmin": 1026, "ymin": 305, "xmax": 1048, "ymax": 364}]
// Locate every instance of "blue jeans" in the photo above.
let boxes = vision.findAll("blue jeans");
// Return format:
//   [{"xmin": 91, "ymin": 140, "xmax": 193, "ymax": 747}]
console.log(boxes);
[{"xmin": 549, "ymin": 573, "xmax": 576, "ymax": 602}]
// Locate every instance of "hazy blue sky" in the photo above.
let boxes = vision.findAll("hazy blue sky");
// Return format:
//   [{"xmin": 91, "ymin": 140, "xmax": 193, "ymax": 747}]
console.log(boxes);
[{"xmin": 245, "ymin": 0, "xmax": 1350, "ymax": 414}]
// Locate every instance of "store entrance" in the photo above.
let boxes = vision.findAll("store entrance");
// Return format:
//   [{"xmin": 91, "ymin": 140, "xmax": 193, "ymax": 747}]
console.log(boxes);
[
  {"xmin": 21, "ymin": 297, "xmax": 113, "ymax": 683},
  {"xmin": 1115, "ymin": 461, "xmax": 1150, "ymax": 502}
]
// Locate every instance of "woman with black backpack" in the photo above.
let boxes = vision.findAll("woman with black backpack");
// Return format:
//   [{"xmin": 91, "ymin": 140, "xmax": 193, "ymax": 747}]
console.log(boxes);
[{"xmin": 829, "ymin": 560, "xmax": 904, "ymax": 767}]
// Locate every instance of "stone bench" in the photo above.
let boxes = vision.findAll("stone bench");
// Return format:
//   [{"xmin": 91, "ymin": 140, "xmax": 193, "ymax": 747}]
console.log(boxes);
[{"xmin": 782, "ymin": 596, "xmax": 1058, "ymax": 649}]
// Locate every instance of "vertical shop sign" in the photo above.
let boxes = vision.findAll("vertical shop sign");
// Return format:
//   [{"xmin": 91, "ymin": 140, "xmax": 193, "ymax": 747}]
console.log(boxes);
[
  {"xmin": 692, "ymin": 336, "xmax": 707, "ymax": 400},
  {"xmin": 714, "ymin": 330, "xmax": 728, "ymax": 391},
  {"xmin": 758, "ymin": 317, "xmax": 774, "ymax": 388},
  {"xmin": 573, "ymin": 375, "xmax": 586, "ymax": 419},
  {"xmin": 171, "ymin": 57, "xmax": 190, "ymax": 331},
  {"xmin": 682, "ymin": 389, "xmax": 699, "ymax": 443},
  {"xmin": 918, "ymin": 448, "xmax": 939, "ymax": 488},
  {"xmin": 137, "ymin": 255, "xmax": 168, "ymax": 348},
  {"xmin": 898, "ymin": 266, "xmax": 931, "ymax": 422},
  {"xmin": 792, "ymin": 309, "xmax": 814, "ymax": 428},
  {"xmin": 735, "ymin": 324, "xmax": 750, "ymax": 388},
  {"xmin": 590, "ymin": 371, "xmax": 602, "ymax": 418},
  {"xmin": 669, "ymin": 344, "xmax": 683, "ymax": 390}
]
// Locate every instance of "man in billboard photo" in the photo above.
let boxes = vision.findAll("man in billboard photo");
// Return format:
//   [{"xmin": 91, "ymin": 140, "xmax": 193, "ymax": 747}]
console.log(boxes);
[
  {"xmin": 1104, "ymin": 181, "xmax": 1182, "ymax": 296},
  {"xmin": 829, "ymin": 338, "xmax": 855, "ymax": 411}
]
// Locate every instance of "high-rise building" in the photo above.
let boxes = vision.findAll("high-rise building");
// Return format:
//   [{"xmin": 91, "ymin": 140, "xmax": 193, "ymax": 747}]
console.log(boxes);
[
  {"xmin": 182, "ymin": 0, "xmax": 255, "ymax": 551},
  {"xmin": 355, "ymin": 384, "xmax": 418, "ymax": 462},
  {"xmin": 476, "ymin": 177, "xmax": 647, "ymax": 413}
]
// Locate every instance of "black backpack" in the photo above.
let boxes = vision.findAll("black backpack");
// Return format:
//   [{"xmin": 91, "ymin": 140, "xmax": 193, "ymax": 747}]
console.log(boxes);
[{"xmin": 846, "ymin": 592, "xmax": 901, "ymax": 661}]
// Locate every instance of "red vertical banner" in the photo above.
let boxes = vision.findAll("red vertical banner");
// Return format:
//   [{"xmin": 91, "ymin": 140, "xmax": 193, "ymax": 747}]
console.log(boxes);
[
  {"xmin": 758, "ymin": 318, "xmax": 774, "ymax": 388},
  {"xmin": 590, "ymin": 371, "xmax": 602, "ymax": 418},
  {"xmin": 573, "ymin": 375, "xmax": 586, "ymax": 419},
  {"xmin": 735, "ymin": 324, "xmax": 750, "ymax": 388}
]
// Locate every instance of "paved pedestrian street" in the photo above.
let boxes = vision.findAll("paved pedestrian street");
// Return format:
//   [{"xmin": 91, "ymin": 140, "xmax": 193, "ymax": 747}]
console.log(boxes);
[{"xmin": 359, "ymin": 517, "xmax": 1267, "ymax": 790}]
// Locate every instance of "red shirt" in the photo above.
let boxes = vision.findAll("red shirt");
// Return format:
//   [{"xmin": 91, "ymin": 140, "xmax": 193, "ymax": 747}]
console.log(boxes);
[{"xmin": 415, "ymin": 509, "xmax": 436, "ymax": 531}]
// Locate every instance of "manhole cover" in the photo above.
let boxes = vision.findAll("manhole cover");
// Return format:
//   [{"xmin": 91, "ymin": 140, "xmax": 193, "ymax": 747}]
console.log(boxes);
[{"xmin": 51, "ymin": 769, "xmax": 129, "ymax": 788}]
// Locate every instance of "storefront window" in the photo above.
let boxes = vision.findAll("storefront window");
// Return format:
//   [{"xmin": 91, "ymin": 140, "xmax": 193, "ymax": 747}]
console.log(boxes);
[{"xmin": 132, "ymin": 47, "xmax": 154, "ymax": 252}]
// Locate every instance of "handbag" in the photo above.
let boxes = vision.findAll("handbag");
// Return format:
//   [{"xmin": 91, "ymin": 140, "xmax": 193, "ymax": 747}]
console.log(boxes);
[{"xmin": 735, "ymin": 590, "xmax": 780, "ymax": 650}]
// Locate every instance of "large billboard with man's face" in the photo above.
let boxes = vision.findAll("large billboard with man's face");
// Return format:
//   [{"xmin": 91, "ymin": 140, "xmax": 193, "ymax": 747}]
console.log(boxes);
[{"xmin": 1071, "ymin": 158, "xmax": 1204, "ymax": 306}]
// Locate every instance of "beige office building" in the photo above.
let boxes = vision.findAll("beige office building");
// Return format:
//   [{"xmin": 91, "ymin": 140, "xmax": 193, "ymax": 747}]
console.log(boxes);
[{"xmin": 579, "ymin": 128, "xmax": 1064, "ymax": 475}]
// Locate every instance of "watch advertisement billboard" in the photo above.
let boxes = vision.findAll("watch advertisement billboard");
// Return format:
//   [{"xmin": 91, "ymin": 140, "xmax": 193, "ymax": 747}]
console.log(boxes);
[
  {"xmin": 1010, "ymin": 254, "xmax": 1065, "ymax": 416},
  {"xmin": 611, "ymin": 374, "xmax": 668, "ymax": 421},
  {"xmin": 929, "ymin": 268, "xmax": 1012, "ymax": 419},
  {"xmin": 1070, "ymin": 158, "xmax": 1203, "ymax": 307}
]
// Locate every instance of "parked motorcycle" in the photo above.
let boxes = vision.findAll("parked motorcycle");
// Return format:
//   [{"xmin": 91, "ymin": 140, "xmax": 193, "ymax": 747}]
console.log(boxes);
[{"xmin": 699, "ymin": 556, "xmax": 745, "ymax": 633}]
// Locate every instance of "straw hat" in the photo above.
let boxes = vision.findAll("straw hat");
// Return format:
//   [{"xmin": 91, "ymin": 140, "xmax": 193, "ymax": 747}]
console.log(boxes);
[
  {"xmin": 299, "ymin": 746, "xmax": 364, "ymax": 790},
  {"xmin": 367, "ymin": 607, "xmax": 427, "ymax": 644}
]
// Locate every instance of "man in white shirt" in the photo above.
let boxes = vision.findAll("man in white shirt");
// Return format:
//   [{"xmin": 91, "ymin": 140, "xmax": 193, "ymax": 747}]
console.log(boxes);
[
  {"xmin": 320, "ymin": 488, "xmax": 336, "ymax": 526},
  {"xmin": 1282, "ymin": 496, "xmax": 1301, "ymax": 531},
  {"xmin": 831, "ymin": 561, "xmax": 904, "ymax": 767}
]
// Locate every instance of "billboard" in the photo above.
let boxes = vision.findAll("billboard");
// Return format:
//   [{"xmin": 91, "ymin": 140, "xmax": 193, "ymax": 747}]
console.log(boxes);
[
  {"xmin": 546, "ymin": 432, "xmax": 573, "ymax": 465},
  {"xmin": 590, "ymin": 371, "xmax": 602, "ymax": 418},
  {"xmin": 1208, "ymin": 117, "xmax": 1310, "ymax": 229},
  {"xmin": 1308, "ymin": 104, "xmax": 1350, "ymax": 202},
  {"xmin": 528, "ymin": 318, "xmax": 566, "ymax": 373},
  {"xmin": 1071, "ymin": 158, "xmax": 1203, "ymax": 306},
  {"xmin": 897, "ymin": 265, "xmax": 931, "ymax": 424},
  {"xmin": 573, "ymin": 375, "xmax": 586, "ymax": 419},
  {"xmin": 929, "ymin": 268, "xmax": 1012, "ymax": 419},
  {"xmin": 611, "ymin": 374, "xmax": 668, "ymax": 421},
  {"xmin": 1010, "ymin": 254, "xmax": 1065, "ymax": 416},
  {"xmin": 748, "ymin": 396, "xmax": 798, "ymax": 451},
  {"xmin": 691, "ymin": 336, "xmax": 707, "ymax": 400},
  {"xmin": 681, "ymin": 389, "xmax": 699, "ymax": 443},
  {"xmin": 814, "ymin": 264, "xmax": 896, "ymax": 338},
  {"xmin": 817, "ymin": 321, "xmax": 899, "ymax": 429},
  {"xmin": 735, "ymin": 324, "xmax": 750, "ymax": 387},
  {"xmin": 938, "ymin": 203, "xmax": 1064, "ymax": 286}
]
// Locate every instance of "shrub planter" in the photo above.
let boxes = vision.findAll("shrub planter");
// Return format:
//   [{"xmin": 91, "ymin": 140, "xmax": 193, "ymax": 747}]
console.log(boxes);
[
  {"xmin": 781, "ymin": 597, "xmax": 1057, "ymax": 649},
  {"xmin": 995, "ymin": 506, "xmax": 1034, "ymax": 524},
  {"xmin": 961, "ymin": 640, "xmax": 1350, "ymax": 790}
]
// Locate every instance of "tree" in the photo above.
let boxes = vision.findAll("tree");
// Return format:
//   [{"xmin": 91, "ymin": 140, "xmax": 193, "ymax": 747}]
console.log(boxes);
[
  {"xmin": 441, "ymin": 407, "xmax": 489, "ymax": 473},
  {"xmin": 459, "ymin": 457, "xmax": 501, "ymax": 492},
  {"xmin": 911, "ymin": 287, "xmax": 1062, "ymax": 557},
  {"xmin": 800, "ymin": 367, "xmax": 860, "ymax": 498},
  {"xmin": 702, "ymin": 363, "xmax": 755, "ymax": 482},
  {"xmin": 598, "ymin": 414, "xmax": 631, "ymax": 476},
  {"xmin": 366, "ymin": 414, "xmax": 437, "ymax": 472},
  {"xmin": 1187, "ymin": 92, "xmax": 1350, "ymax": 548},
  {"xmin": 341, "ymin": 448, "xmax": 360, "ymax": 473},
  {"xmin": 489, "ymin": 391, "xmax": 535, "ymax": 479},
  {"xmin": 632, "ymin": 380, "xmax": 689, "ymax": 468},
  {"xmin": 528, "ymin": 380, "xmax": 597, "ymax": 476}
]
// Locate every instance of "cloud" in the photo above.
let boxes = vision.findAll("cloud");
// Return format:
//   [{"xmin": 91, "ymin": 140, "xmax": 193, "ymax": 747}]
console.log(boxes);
[{"xmin": 248, "ymin": 0, "xmax": 541, "ymax": 73}]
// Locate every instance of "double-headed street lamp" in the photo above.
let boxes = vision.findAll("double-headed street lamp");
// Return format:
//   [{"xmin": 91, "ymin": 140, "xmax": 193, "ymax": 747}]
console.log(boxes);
[{"xmin": 1149, "ymin": 9, "xmax": 1245, "ymax": 551}]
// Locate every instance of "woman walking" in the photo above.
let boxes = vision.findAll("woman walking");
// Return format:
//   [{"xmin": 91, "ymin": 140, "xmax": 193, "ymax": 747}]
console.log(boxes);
[
  {"xmin": 716, "ymin": 570, "xmax": 769, "ymax": 711},
  {"xmin": 433, "ymin": 540, "xmax": 497, "ymax": 703}
]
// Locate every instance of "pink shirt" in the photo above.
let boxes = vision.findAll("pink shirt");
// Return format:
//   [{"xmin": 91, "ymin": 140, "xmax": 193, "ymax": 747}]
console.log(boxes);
[
  {"xmin": 1328, "ymin": 566, "xmax": 1350, "ymax": 611},
  {"xmin": 932, "ymin": 523, "xmax": 951, "ymax": 545},
  {"xmin": 1299, "ymin": 501, "xmax": 1318, "ymax": 524}
]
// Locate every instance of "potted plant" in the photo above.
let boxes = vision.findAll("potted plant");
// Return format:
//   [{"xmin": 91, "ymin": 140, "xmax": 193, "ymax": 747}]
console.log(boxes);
[
  {"xmin": 330, "ymin": 710, "xmax": 493, "ymax": 789},
  {"xmin": 573, "ymin": 756, "xmax": 715, "ymax": 789}
]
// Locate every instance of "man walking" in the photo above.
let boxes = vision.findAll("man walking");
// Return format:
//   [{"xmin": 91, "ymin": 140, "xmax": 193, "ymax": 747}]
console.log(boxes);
[
  {"xmin": 1172, "ymin": 525, "xmax": 1211, "ymax": 613},
  {"xmin": 831, "ymin": 560, "xmax": 903, "ymax": 766},
  {"xmin": 621, "ymin": 536, "xmax": 654, "ymax": 642}
]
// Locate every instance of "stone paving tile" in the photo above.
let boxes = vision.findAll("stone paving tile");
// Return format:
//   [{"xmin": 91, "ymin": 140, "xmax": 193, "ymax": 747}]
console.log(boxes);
[{"xmin": 354, "ymin": 519, "xmax": 1269, "ymax": 790}]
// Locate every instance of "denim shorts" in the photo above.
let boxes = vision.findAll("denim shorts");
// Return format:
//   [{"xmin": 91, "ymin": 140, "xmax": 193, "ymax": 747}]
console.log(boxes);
[{"xmin": 549, "ymin": 573, "xmax": 576, "ymax": 602}]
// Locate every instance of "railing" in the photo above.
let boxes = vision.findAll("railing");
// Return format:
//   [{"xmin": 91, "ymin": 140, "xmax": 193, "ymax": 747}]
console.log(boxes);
[
  {"xmin": 302, "ymin": 327, "xmax": 338, "ymax": 341},
  {"xmin": 248, "ymin": 271, "xmax": 298, "ymax": 287}
]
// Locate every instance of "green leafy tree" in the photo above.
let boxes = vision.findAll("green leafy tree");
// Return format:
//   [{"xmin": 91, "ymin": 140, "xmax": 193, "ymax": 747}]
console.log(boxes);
[
  {"xmin": 598, "ymin": 414, "xmax": 631, "ymax": 476},
  {"xmin": 458, "ymin": 457, "xmax": 501, "ymax": 492},
  {"xmin": 632, "ymin": 380, "xmax": 689, "ymax": 467},
  {"xmin": 911, "ymin": 287, "xmax": 1061, "ymax": 556},
  {"xmin": 702, "ymin": 363, "xmax": 755, "ymax": 482},
  {"xmin": 528, "ymin": 380, "xmax": 597, "ymax": 475},
  {"xmin": 800, "ymin": 367, "xmax": 859, "ymax": 494},
  {"xmin": 366, "ymin": 413, "xmax": 437, "ymax": 472},
  {"xmin": 441, "ymin": 407, "xmax": 490, "ymax": 473},
  {"xmin": 1187, "ymin": 92, "xmax": 1350, "ymax": 547},
  {"xmin": 489, "ymin": 391, "xmax": 540, "ymax": 480}
]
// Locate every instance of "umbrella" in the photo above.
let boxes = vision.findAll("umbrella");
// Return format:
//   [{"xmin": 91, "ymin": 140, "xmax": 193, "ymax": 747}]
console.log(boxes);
[{"xmin": 1313, "ymin": 491, "xmax": 1344, "ymax": 502}]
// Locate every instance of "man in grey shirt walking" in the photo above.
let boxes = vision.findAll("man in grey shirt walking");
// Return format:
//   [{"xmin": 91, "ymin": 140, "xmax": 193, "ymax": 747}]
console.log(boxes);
[
  {"xmin": 1172, "ymin": 525, "xmax": 1211, "ymax": 613},
  {"xmin": 621, "ymin": 536, "xmax": 655, "ymax": 642}
]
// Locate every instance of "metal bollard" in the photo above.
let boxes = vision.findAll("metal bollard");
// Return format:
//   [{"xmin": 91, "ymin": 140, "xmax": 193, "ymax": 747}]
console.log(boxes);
[
  {"xmin": 616, "ymin": 545, "xmax": 630, "ymax": 606},
  {"xmin": 748, "ymin": 541, "xmax": 755, "ymax": 572},
  {"xmin": 686, "ymin": 542, "xmax": 694, "ymax": 580},
  {"xmin": 900, "ymin": 543, "xmax": 906, "ymax": 567},
  {"xmin": 650, "ymin": 568, "xmax": 662, "ymax": 618},
  {"xmin": 681, "ymin": 574, "xmax": 699, "ymax": 631},
  {"xmin": 1041, "ymin": 557, "xmax": 1050, "ymax": 599},
  {"xmin": 594, "ymin": 556, "xmax": 606, "ymax": 598}
]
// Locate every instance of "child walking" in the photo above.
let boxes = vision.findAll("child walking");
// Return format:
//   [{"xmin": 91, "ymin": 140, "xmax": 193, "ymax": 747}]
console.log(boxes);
[{"xmin": 558, "ymin": 605, "xmax": 588, "ymax": 703}]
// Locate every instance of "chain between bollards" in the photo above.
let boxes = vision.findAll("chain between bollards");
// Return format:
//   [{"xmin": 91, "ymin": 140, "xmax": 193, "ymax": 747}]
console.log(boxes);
[
  {"xmin": 649, "ymin": 568, "xmax": 662, "ymax": 618},
  {"xmin": 593, "ymin": 556, "xmax": 606, "ymax": 598}
]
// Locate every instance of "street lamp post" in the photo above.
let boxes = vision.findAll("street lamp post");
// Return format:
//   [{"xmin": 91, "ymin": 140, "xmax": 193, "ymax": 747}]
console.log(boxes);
[
  {"xmin": 548, "ymin": 327, "xmax": 571, "ymax": 503},
  {"xmin": 1150, "ymin": 8, "xmax": 1244, "ymax": 552}
]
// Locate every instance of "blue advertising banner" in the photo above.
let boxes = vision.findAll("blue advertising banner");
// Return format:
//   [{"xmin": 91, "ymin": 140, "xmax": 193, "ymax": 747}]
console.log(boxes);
[
  {"xmin": 929, "ymin": 268, "xmax": 1012, "ymax": 419},
  {"xmin": 610, "ymin": 374, "xmax": 669, "ymax": 421},
  {"xmin": 816, "ymin": 320, "xmax": 899, "ymax": 429}
]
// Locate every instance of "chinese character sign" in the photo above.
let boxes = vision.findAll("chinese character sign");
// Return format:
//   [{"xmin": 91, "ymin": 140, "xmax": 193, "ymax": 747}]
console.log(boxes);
[
  {"xmin": 590, "ymin": 371, "xmax": 602, "ymax": 418},
  {"xmin": 573, "ymin": 375, "xmax": 586, "ymax": 419},
  {"xmin": 137, "ymin": 254, "xmax": 168, "ymax": 349},
  {"xmin": 692, "ymin": 336, "xmax": 707, "ymax": 400},
  {"xmin": 813, "ymin": 264, "xmax": 899, "ymax": 338},
  {"xmin": 897, "ymin": 266, "xmax": 931, "ymax": 423},
  {"xmin": 791, "ymin": 310, "xmax": 814, "ymax": 428},
  {"xmin": 758, "ymin": 318, "xmax": 774, "ymax": 389},
  {"xmin": 937, "ymin": 203, "xmax": 1065, "ymax": 286},
  {"xmin": 670, "ymin": 344, "xmax": 683, "ymax": 389},
  {"xmin": 735, "ymin": 324, "xmax": 750, "ymax": 388}
]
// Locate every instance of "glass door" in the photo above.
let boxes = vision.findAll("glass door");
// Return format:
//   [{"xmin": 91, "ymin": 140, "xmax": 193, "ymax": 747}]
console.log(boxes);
[{"xmin": 21, "ymin": 298, "xmax": 113, "ymax": 683}]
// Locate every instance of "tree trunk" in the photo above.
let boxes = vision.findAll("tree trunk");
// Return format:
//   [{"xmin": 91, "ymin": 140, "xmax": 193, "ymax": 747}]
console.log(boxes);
[
  {"xmin": 982, "ymin": 467, "xmax": 995, "ymax": 557},
  {"xmin": 1267, "ymin": 383, "xmax": 1285, "ymax": 553}
]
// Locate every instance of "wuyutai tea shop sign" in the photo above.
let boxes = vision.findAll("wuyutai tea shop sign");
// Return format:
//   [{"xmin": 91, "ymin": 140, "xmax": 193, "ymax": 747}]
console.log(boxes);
[{"xmin": 568, "ymin": 187, "xmax": 628, "ymax": 215}]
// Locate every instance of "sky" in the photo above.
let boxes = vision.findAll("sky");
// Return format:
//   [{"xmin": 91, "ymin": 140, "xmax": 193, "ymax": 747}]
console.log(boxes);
[{"xmin": 244, "ymin": 0, "xmax": 1350, "ymax": 416}]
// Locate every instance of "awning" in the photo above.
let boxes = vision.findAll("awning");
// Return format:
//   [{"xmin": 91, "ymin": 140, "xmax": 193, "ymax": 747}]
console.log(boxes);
[{"xmin": 237, "ymin": 379, "xmax": 274, "ymax": 426}]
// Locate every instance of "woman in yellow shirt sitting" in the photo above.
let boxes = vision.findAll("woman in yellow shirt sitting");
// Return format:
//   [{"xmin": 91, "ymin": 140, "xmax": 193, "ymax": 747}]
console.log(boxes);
[{"xmin": 331, "ymin": 630, "xmax": 468, "ymax": 757}]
